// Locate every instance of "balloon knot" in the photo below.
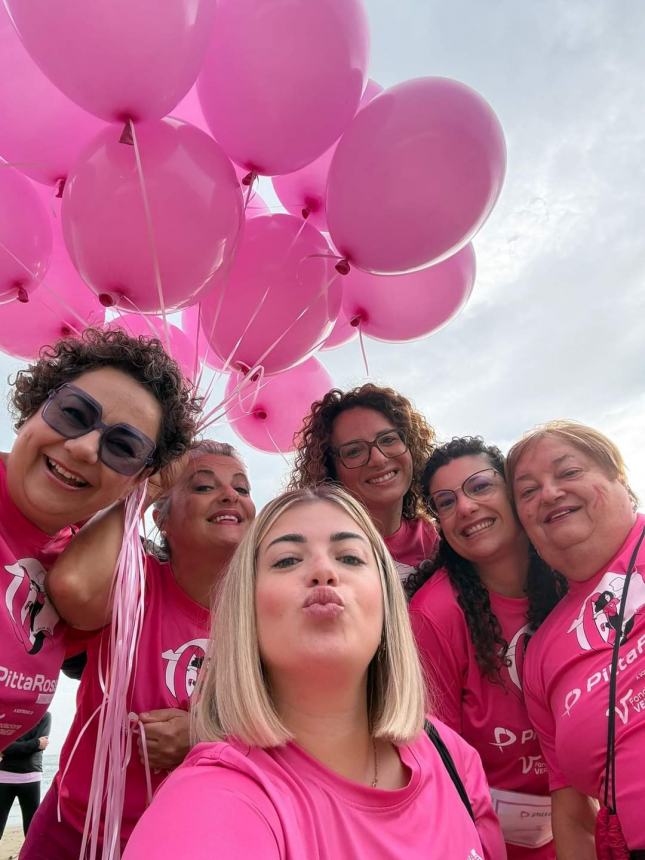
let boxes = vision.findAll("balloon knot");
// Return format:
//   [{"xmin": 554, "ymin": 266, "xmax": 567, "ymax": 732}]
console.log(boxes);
[
  {"xmin": 60, "ymin": 325, "xmax": 72, "ymax": 337},
  {"xmin": 241, "ymin": 170, "xmax": 258, "ymax": 187},
  {"xmin": 234, "ymin": 361, "xmax": 251, "ymax": 376},
  {"xmin": 350, "ymin": 314, "xmax": 363, "ymax": 327},
  {"xmin": 301, "ymin": 207, "xmax": 310, "ymax": 220},
  {"xmin": 99, "ymin": 292, "xmax": 116, "ymax": 307},
  {"xmin": 335, "ymin": 259, "xmax": 351, "ymax": 276},
  {"xmin": 16, "ymin": 286, "xmax": 29, "ymax": 304},
  {"xmin": 119, "ymin": 123, "xmax": 134, "ymax": 146},
  {"xmin": 255, "ymin": 409, "xmax": 267, "ymax": 420},
  {"xmin": 55, "ymin": 178, "xmax": 66, "ymax": 198}
]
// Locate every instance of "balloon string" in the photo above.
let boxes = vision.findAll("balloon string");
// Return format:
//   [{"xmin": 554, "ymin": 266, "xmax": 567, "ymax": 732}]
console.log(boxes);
[
  {"xmin": 283, "ymin": 216, "xmax": 309, "ymax": 257},
  {"xmin": 357, "ymin": 322, "xmax": 370, "ymax": 376},
  {"xmin": 243, "ymin": 173, "xmax": 259, "ymax": 213},
  {"xmin": 29, "ymin": 284, "xmax": 92, "ymax": 334},
  {"xmin": 79, "ymin": 483, "xmax": 148, "ymax": 860},
  {"xmin": 196, "ymin": 282, "xmax": 272, "ymax": 414},
  {"xmin": 199, "ymin": 365, "xmax": 268, "ymax": 432},
  {"xmin": 0, "ymin": 237, "xmax": 38, "ymax": 281},
  {"xmin": 250, "ymin": 270, "xmax": 339, "ymax": 371},
  {"xmin": 129, "ymin": 120, "xmax": 171, "ymax": 356},
  {"xmin": 264, "ymin": 425, "xmax": 292, "ymax": 466},
  {"xmin": 192, "ymin": 303, "xmax": 204, "ymax": 385}
]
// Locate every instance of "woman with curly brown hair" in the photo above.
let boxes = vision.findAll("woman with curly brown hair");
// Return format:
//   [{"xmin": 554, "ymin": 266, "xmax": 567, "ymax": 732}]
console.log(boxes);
[
  {"xmin": 408, "ymin": 437, "xmax": 567, "ymax": 860},
  {"xmin": 289, "ymin": 384, "xmax": 438, "ymax": 584},
  {"xmin": 0, "ymin": 327, "xmax": 199, "ymax": 754}
]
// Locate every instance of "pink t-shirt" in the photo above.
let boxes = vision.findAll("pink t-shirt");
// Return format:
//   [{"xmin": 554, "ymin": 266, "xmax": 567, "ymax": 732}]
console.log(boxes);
[
  {"xmin": 410, "ymin": 570, "xmax": 553, "ymax": 860},
  {"xmin": 384, "ymin": 516, "xmax": 438, "ymax": 583},
  {"xmin": 124, "ymin": 719, "xmax": 505, "ymax": 860},
  {"xmin": 0, "ymin": 458, "xmax": 73, "ymax": 751},
  {"xmin": 523, "ymin": 513, "xmax": 645, "ymax": 851},
  {"xmin": 55, "ymin": 556, "xmax": 210, "ymax": 843}
]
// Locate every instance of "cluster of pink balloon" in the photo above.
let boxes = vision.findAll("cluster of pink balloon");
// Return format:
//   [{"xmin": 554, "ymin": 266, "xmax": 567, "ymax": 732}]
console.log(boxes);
[{"xmin": 0, "ymin": 0, "xmax": 506, "ymax": 454}]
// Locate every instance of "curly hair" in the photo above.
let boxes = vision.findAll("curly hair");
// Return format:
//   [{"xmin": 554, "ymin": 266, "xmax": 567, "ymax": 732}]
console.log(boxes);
[
  {"xmin": 288, "ymin": 384, "xmax": 436, "ymax": 521},
  {"xmin": 10, "ymin": 327, "xmax": 200, "ymax": 473},
  {"xmin": 407, "ymin": 436, "xmax": 568, "ymax": 681}
]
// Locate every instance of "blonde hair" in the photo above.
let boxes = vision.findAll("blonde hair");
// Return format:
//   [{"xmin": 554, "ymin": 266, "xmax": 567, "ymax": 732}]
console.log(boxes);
[
  {"xmin": 507, "ymin": 420, "xmax": 638, "ymax": 509},
  {"xmin": 192, "ymin": 485, "xmax": 427, "ymax": 747}
]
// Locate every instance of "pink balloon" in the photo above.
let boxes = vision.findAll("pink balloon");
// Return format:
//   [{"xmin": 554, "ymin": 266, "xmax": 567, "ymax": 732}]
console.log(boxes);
[
  {"xmin": 197, "ymin": 0, "xmax": 370, "ymax": 176},
  {"xmin": 226, "ymin": 357, "xmax": 333, "ymax": 453},
  {"xmin": 326, "ymin": 78, "xmax": 506, "ymax": 274},
  {"xmin": 0, "ymin": 164, "xmax": 52, "ymax": 304},
  {"xmin": 341, "ymin": 244, "xmax": 476, "ymax": 342},
  {"xmin": 0, "ymin": 7, "xmax": 105, "ymax": 187},
  {"xmin": 272, "ymin": 80, "xmax": 382, "ymax": 232},
  {"xmin": 4, "ymin": 0, "xmax": 218, "ymax": 122},
  {"xmin": 320, "ymin": 307, "xmax": 359, "ymax": 351},
  {"xmin": 0, "ymin": 230, "xmax": 105, "ymax": 359},
  {"xmin": 62, "ymin": 119, "xmax": 244, "ymax": 314},
  {"xmin": 108, "ymin": 313, "xmax": 197, "ymax": 382},
  {"xmin": 201, "ymin": 214, "xmax": 341, "ymax": 374},
  {"xmin": 180, "ymin": 305, "xmax": 225, "ymax": 373}
]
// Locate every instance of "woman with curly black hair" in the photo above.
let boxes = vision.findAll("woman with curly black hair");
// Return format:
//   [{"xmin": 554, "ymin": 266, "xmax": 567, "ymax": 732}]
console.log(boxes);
[
  {"xmin": 289, "ymin": 384, "xmax": 438, "ymax": 584},
  {"xmin": 0, "ymin": 327, "xmax": 199, "ymax": 755},
  {"xmin": 408, "ymin": 437, "xmax": 567, "ymax": 860}
]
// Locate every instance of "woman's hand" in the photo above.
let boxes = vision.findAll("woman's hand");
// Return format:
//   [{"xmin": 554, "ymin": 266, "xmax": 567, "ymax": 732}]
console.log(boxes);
[
  {"xmin": 145, "ymin": 453, "xmax": 192, "ymax": 509},
  {"xmin": 137, "ymin": 708, "xmax": 191, "ymax": 771}
]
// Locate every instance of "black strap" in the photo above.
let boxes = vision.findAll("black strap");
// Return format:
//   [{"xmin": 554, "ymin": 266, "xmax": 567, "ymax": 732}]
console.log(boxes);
[
  {"xmin": 603, "ymin": 524, "xmax": 645, "ymax": 813},
  {"xmin": 424, "ymin": 719, "xmax": 475, "ymax": 821}
]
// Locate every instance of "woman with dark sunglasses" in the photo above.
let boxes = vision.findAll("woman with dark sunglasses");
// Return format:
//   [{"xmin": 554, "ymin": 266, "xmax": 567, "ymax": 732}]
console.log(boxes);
[
  {"xmin": 289, "ymin": 384, "xmax": 438, "ymax": 585},
  {"xmin": 408, "ymin": 437, "xmax": 567, "ymax": 860},
  {"xmin": 0, "ymin": 328, "xmax": 198, "ymax": 755},
  {"xmin": 21, "ymin": 441, "xmax": 255, "ymax": 859}
]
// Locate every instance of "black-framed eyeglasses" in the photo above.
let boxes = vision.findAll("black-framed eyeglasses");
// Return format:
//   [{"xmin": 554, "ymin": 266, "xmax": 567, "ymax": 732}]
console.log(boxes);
[
  {"xmin": 332, "ymin": 429, "xmax": 408, "ymax": 469},
  {"xmin": 427, "ymin": 468, "xmax": 502, "ymax": 517},
  {"xmin": 41, "ymin": 383, "xmax": 157, "ymax": 476}
]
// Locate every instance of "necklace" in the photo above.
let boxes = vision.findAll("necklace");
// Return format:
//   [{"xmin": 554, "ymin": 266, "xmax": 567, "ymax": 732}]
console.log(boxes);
[{"xmin": 371, "ymin": 737, "xmax": 378, "ymax": 788}]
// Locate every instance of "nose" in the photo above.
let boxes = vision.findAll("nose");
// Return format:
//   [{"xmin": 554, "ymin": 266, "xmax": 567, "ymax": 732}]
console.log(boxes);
[
  {"xmin": 367, "ymin": 443, "xmax": 388, "ymax": 467},
  {"xmin": 305, "ymin": 555, "xmax": 340, "ymax": 587},
  {"xmin": 455, "ymin": 489, "xmax": 479, "ymax": 516},
  {"xmin": 216, "ymin": 484, "xmax": 239, "ymax": 504},
  {"xmin": 541, "ymin": 478, "xmax": 565, "ymax": 504},
  {"xmin": 63, "ymin": 431, "xmax": 100, "ymax": 465}
]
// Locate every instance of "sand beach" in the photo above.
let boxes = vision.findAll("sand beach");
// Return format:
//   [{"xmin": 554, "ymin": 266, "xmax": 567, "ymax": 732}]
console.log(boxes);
[{"xmin": 0, "ymin": 827, "xmax": 23, "ymax": 860}]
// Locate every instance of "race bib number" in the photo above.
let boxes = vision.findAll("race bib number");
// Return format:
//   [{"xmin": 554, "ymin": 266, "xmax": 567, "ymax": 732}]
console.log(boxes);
[{"xmin": 490, "ymin": 787, "xmax": 552, "ymax": 848}]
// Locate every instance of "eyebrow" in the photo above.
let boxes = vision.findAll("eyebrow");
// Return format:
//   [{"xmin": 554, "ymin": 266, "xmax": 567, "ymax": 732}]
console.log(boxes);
[
  {"xmin": 514, "ymin": 453, "xmax": 575, "ymax": 483},
  {"xmin": 336, "ymin": 428, "xmax": 397, "ymax": 446},
  {"xmin": 266, "ymin": 531, "xmax": 367, "ymax": 549},
  {"xmin": 189, "ymin": 469, "xmax": 249, "ymax": 484}
]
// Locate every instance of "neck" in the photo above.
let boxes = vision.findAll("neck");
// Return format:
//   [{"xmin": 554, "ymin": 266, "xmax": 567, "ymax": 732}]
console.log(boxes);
[
  {"xmin": 475, "ymin": 533, "xmax": 530, "ymax": 598},
  {"xmin": 169, "ymin": 547, "xmax": 232, "ymax": 607},
  {"xmin": 369, "ymin": 500, "xmax": 404, "ymax": 539},
  {"xmin": 271, "ymin": 673, "xmax": 375, "ymax": 784}
]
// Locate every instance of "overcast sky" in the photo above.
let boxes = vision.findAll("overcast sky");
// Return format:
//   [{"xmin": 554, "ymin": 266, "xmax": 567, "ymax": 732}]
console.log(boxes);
[{"xmin": 1, "ymin": 0, "xmax": 644, "ymax": 752}]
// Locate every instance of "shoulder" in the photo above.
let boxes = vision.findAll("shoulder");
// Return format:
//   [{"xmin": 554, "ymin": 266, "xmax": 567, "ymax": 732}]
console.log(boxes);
[
  {"xmin": 158, "ymin": 741, "xmax": 284, "ymax": 826},
  {"xmin": 126, "ymin": 742, "xmax": 284, "ymax": 859},
  {"xmin": 409, "ymin": 568, "xmax": 460, "ymax": 620}
]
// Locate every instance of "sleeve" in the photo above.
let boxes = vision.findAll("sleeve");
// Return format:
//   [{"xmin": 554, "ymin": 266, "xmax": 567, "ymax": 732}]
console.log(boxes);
[
  {"xmin": 2, "ymin": 735, "xmax": 41, "ymax": 757},
  {"xmin": 522, "ymin": 648, "xmax": 570, "ymax": 792},
  {"xmin": 123, "ymin": 766, "xmax": 283, "ymax": 860},
  {"xmin": 440, "ymin": 724, "xmax": 507, "ymax": 860},
  {"xmin": 409, "ymin": 607, "xmax": 465, "ymax": 732}
]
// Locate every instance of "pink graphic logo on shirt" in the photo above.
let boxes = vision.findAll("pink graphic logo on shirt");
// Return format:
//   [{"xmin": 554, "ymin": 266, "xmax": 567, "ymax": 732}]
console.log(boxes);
[
  {"xmin": 161, "ymin": 638, "xmax": 208, "ymax": 705},
  {"xmin": 568, "ymin": 570, "xmax": 645, "ymax": 651},
  {"xmin": 3, "ymin": 558, "xmax": 60, "ymax": 655}
]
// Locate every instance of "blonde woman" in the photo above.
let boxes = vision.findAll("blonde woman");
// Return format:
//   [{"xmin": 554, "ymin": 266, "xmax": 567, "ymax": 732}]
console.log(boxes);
[{"xmin": 124, "ymin": 486, "xmax": 505, "ymax": 860}]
